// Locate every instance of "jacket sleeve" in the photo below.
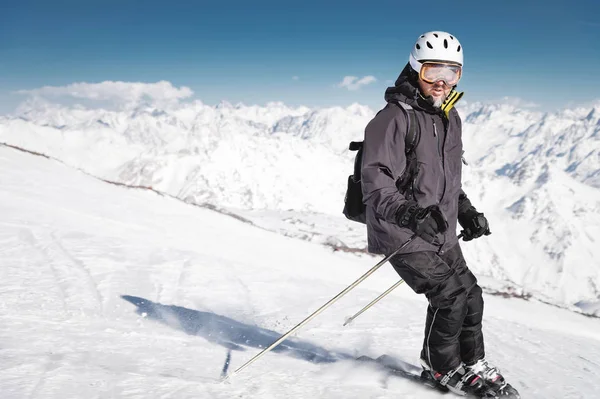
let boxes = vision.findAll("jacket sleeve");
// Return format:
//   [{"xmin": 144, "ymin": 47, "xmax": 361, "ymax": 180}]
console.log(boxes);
[
  {"xmin": 361, "ymin": 106, "xmax": 409, "ymax": 223},
  {"xmin": 458, "ymin": 190, "xmax": 473, "ymax": 215}
]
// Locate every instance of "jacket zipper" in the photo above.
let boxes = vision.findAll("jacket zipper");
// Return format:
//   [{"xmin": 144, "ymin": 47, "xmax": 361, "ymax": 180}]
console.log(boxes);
[
  {"xmin": 434, "ymin": 118, "xmax": 448, "ymax": 254},
  {"xmin": 433, "ymin": 120, "xmax": 446, "ymax": 200},
  {"xmin": 433, "ymin": 121, "xmax": 440, "ymax": 156}
]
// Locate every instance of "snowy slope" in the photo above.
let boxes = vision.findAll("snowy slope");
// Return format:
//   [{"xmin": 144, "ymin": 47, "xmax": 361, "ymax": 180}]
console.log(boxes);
[
  {"xmin": 1, "ymin": 145, "xmax": 600, "ymax": 399},
  {"xmin": 0, "ymin": 95, "xmax": 599, "ymax": 316}
]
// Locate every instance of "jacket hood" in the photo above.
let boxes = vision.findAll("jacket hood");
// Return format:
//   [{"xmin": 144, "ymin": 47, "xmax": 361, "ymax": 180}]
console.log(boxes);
[{"xmin": 384, "ymin": 63, "xmax": 430, "ymax": 111}]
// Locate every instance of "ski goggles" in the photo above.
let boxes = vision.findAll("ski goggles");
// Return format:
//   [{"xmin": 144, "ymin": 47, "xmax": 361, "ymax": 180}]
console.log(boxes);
[{"xmin": 419, "ymin": 62, "xmax": 462, "ymax": 86}]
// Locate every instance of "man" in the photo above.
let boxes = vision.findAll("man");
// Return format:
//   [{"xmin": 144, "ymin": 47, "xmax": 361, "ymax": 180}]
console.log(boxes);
[{"xmin": 360, "ymin": 31, "xmax": 518, "ymax": 397}]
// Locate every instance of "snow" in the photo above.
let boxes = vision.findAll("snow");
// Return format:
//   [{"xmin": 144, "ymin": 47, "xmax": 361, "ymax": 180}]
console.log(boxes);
[{"xmin": 2, "ymin": 144, "xmax": 600, "ymax": 399}]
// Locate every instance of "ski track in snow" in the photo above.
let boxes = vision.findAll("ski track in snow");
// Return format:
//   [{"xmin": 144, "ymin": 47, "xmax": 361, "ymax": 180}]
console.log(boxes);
[
  {"xmin": 1, "ymin": 146, "xmax": 600, "ymax": 399},
  {"xmin": 16, "ymin": 226, "xmax": 70, "ymax": 314},
  {"xmin": 49, "ymin": 230, "xmax": 104, "ymax": 314}
]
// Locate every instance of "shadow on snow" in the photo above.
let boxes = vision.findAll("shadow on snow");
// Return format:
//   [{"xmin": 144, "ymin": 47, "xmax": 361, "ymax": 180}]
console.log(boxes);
[{"xmin": 121, "ymin": 295, "xmax": 353, "ymax": 366}]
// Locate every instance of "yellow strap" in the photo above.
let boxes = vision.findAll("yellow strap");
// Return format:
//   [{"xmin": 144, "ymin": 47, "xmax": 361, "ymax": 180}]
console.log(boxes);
[{"xmin": 441, "ymin": 89, "xmax": 464, "ymax": 118}]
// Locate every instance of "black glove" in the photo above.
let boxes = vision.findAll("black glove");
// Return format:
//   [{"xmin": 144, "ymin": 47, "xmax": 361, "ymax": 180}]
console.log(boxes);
[
  {"xmin": 396, "ymin": 201, "xmax": 448, "ymax": 244},
  {"xmin": 458, "ymin": 194, "xmax": 491, "ymax": 242}
]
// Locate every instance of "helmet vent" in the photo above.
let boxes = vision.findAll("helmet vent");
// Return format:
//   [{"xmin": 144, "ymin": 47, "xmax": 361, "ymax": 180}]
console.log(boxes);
[
  {"xmin": 416, "ymin": 44, "xmax": 421, "ymax": 50},
  {"xmin": 450, "ymin": 35, "xmax": 454, "ymax": 40},
  {"xmin": 444, "ymin": 39, "xmax": 448, "ymax": 48},
  {"xmin": 427, "ymin": 41, "xmax": 433, "ymax": 49},
  {"xmin": 457, "ymin": 45, "xmax": 461, "ymax": 52},
  {"xmin": 433, "ymin": 33, "xmax": 439, "ymax": 38}
]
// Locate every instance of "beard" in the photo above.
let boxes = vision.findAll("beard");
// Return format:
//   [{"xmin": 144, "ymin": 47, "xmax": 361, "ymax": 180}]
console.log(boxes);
[
  {"xmin": 431, "ymin": 94, "xmax": 447, "ymax": 108},
  {"xmin": 417, "ymin": 81, "xmax": 450, "ymax": 108}
]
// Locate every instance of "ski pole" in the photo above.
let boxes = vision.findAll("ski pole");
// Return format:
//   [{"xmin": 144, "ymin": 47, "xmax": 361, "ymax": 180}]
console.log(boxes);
[
  {"xmin": 223, "ymin": 233, "xmax": 417, "ymax": 381},
  {"xmin": 343, "ymin": 233, "xmax": 464, "ymax": 326},
  {"xmin": 343, "ymin": 279, "xmax": 405, "ymax": 326}
]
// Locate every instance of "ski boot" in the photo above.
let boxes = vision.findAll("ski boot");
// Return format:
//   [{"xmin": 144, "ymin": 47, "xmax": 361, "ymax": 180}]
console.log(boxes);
[
  {"xmin": 420, "ymin": 358, "xmax": 485, "ymax": 396},
  {"xmin": 465, "ymin": 359, "xmax": 520, "ymax": 398}
]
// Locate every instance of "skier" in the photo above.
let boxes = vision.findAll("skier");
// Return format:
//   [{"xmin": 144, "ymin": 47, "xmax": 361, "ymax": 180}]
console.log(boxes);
[{"xmin": 360, "ymin": 31, "xmax": 518, "ymax": 397}]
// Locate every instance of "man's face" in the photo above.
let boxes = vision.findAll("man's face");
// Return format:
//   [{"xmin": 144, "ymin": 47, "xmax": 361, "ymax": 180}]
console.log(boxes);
[{"xmin": 418, "ymin": 79, "xmax": 452, "ymax": 107}]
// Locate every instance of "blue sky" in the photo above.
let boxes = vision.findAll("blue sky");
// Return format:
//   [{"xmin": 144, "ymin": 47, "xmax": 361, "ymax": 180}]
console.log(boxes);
[{"xmin": 1, "ymin": 0, "xmax": 599, "ymax": 113}]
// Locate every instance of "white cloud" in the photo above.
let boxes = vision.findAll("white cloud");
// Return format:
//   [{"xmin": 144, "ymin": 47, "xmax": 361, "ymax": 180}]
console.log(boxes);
[
  {"xmin": 16, "ymin": 81, "xmax": 194, "ymax": 107},
  {"xmin": 499, "ymin": 96, "xmax": 541, "ymax": 109},
  {"xmin": 292, "ymin": 76, "xmax": 299, "ymax": 81},
  {"xmin": 337, "ymin": 75, "xmax": 377, "ymax": 91}
]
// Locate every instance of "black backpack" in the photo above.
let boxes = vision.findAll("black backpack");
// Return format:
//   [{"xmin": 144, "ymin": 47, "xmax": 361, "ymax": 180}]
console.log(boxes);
[{"xmin": 343, "ymin": 102, "xmax": 420, "ymax": 224}]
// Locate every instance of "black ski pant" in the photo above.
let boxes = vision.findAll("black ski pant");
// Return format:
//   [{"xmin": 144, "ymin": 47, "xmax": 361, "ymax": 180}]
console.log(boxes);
[{"xmin": 389, "ymin": 243, "xmax": 484, "ymax": 373}]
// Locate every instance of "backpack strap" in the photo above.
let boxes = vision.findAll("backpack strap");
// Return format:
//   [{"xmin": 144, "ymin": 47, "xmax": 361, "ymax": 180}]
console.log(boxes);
[
  {"xmin": 392, "ymin": 101, "xmax": 420, "ymax": 155},
  {"xmin": 391, "ymin": 101, "xmax": 421, "ymax": 195},
  {"xmin": 348, "ymin": 141, "xmax": 363, "ymax": 183}
]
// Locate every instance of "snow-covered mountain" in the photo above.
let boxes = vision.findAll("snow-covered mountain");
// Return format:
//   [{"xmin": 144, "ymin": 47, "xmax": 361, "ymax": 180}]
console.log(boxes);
[{"xmin": 1, "ymin": 94, "xmax": 599, "ymax": 317}]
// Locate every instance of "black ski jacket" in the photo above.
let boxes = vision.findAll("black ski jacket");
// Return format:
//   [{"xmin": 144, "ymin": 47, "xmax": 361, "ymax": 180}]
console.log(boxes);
[{"xmin": 361, "ymin": 64, "xmax": 466, "ymax": 255}]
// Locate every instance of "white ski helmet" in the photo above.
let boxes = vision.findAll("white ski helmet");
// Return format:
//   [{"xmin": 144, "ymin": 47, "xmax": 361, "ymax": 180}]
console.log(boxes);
[{"xmin": 409, "ymin": 31, "xmax": 463, "ymax": 73}]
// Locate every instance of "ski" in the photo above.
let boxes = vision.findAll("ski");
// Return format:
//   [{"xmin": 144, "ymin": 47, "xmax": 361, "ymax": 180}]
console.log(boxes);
[
  {"xmin": 355, "ymin": 354, "xmax": 449, "ymax": 393},
  {"xmin": 356, "ymin": 354, "xmax": 520, "ymax": 398}
]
